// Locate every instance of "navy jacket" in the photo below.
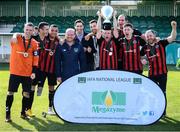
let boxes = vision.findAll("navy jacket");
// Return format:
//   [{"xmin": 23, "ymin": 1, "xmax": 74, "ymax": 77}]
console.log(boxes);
[
  {"xmin": 75, "ymin": 32, "xmax": 95, "ymax": 71},
  {"xmin": 55, "ymin": 41, "xmax": 87, "ymax": 81}
]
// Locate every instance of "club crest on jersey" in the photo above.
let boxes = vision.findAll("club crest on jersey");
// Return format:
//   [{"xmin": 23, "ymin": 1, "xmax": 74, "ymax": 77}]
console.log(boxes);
[
  {"xmin": 133, "ymin": 40, "xmax": 137, "ymax": 44},
  {"xmin": 63, "ymin": 49, "xmax": 67, "ymax": 52},
  {"xmin": 74, "ymin": 48, "xmax": 78, "ymax": 52},
  {"xmin": 155, "ymin": 45, "xmax": 159, "ymax": 48},
  {"xmin": 55, "ymin": 41, "xmax": 58, "ymax": 45}
]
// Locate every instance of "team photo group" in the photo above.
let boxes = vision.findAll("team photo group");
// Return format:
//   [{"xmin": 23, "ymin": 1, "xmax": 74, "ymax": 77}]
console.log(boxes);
[{"xmin": 5, "ymin": 7, "xmax": 177, "ymax": 123}]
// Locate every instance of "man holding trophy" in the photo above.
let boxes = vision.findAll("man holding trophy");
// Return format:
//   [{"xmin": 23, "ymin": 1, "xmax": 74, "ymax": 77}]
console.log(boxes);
[{"xmin": 96, "ymin": 5, "xmax": 119, "ymax": 70}]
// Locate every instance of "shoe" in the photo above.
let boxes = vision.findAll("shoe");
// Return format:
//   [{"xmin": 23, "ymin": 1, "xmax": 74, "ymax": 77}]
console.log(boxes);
[
  {"xmin": 37, "ymin": 87, "xmax": 43, "ymax": 96},
  {"xmin": 5, "ymin": 115, "xmax": 12, "ymax": 123},
  {"xmin": 26, "ymin": 109, "xmax": 35, "ymax": 117},
  {"xmin": 47, "ymin": 107, "xmax": 55, "ymax": 115},
  {"xmin": 5, "ymin": 118, "xmax": 12, "ymax": 122},
  {"xmin": 5, "ymin": 112, "xmax": 12, "ymax": 122},
  {"xmin": 20, "ymin": 114, "xmax": 31, "ymax": 120}
]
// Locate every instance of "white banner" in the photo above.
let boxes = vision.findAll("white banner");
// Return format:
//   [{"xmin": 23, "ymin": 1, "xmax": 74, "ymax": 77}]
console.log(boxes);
[{"xmin": 54, "ymin": 70, "xmax": 166, "ymax": 125}]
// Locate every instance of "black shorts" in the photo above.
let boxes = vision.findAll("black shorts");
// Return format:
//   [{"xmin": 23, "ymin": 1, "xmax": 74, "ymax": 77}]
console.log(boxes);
[
  {"xmin": 8, "ymin": 74, "xmax": 31, "ymax": 93},
  {"xmin": 39, "ymin": 71, "xmax": 57, "ymax": 87},
  {"xmin": 32, "ymin": 68, "xmax": 42, "ymax": 86}
]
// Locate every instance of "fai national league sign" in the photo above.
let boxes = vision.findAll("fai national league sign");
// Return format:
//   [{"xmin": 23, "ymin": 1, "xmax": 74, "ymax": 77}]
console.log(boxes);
[{"xmin": 53, "ymin": 70, "xmax": 166, "ymax": 125}]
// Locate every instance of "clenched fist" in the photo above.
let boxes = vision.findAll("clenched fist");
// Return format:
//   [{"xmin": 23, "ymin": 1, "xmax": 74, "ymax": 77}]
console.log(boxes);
[
  {"xmin": 87, "ymin": 46, "xmax": 92, "ymax": 53},
  {"xmin": 171, "ymin": 21, "xmax": 177, "ymax": 28}
]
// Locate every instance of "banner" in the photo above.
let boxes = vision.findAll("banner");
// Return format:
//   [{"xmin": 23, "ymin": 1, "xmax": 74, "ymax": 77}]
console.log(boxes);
[
  {"xmin": 53, "ymin": 70, "xmax": 166, "ymax": 125},
  {"xmin": 166, "ymin": 43, "xmax": 180, "ymax": 64}
]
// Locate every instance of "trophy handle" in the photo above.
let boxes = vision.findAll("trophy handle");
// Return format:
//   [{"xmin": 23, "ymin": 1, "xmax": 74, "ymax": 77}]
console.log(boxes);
[{"xmin": 113, "ymin": 10, "xmax": 117, "ymax": 17}]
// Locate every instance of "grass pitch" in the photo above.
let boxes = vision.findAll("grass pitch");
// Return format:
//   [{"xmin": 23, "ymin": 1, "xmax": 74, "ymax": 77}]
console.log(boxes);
[{"xmin": 0, "ymin": 65, "xmax": 180, "ymax": 131}]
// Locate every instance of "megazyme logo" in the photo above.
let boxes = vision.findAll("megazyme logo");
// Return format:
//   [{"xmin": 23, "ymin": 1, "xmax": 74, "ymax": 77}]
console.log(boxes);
[{"xmin": 92, "ymin": 90, "xmax": 126, "ymax": 113}]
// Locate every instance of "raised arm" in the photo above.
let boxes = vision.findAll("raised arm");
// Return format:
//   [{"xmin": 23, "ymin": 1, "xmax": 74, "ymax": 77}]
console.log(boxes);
[
  {"xmin": 85, "ymin": 32, "xmax": 94, "ymax": 41},
  {"xmin": 112, "ymin": 10, "xmax": 119, "ymax": 38},
  {"xmin": 11, "ymin": 33, "xmax": 22, "ymax": 44},
  {"xmin": 96, "ymin": 11, "xmax": 102, "ymax": 39},
  {"xmin": 167, "ymin": 21, "xmax": 177, "ymax": 43},
  {"xmin": 55, "ymin": 44, "xmax": 62, "ymax": 82},
  {"xmin": 31, "ymin": 42, "xmax": 39, "ymax": 79}
]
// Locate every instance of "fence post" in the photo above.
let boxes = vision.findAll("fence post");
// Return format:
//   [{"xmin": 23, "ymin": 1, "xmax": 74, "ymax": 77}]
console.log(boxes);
[
  {"xmin": 174, "ymin": 0, "xmax": 177, "ymax": 17},
  {"xmin": 26, "ymin": 0, "xmax": 29, "ymax": 23}
]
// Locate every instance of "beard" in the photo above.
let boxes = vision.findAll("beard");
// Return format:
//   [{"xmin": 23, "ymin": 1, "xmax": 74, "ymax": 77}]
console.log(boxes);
[
  {"xmin": 92, "ymin": 30, "xmax": 97, "ymax": 34},
  {"xmin": 49, "ymin": 34, "xmax": 56, "ymax": 40},
  {"xmin": 148, "ymin": 39, "xmax": 155, "ymax": 45}
]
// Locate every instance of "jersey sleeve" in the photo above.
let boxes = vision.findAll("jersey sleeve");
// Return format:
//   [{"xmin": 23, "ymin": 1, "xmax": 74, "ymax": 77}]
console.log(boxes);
[
  {"xmin": 79, "ymin": 44, "xmax": 87, "ymax": 73},
  {"xmin": 97, "ymin": 36, "xmax": 104, "ymax": 47},
  {"xmin": 140, "ymin": 45, "xmax": 147, "ymax": 56},
  {"xmin": 55, "ymin": 44, "xmax": 62, "ymax": 78},
  {"xmin": 133, "ymin": 29, "xmax": 142, "ymax": 36},
  {"xmin": 11, "ymin": 35, "xmax": 21, "ymax": 46},
  {"xmin": 32, "ymin": 40, "xmax": 39, "ymax": 67},
  {"xmin": 138, "ymin": 36, "xmax": 146, "ymax": 46},
  {"xmin": 159, "ymin": 39, "xmax": 169, "ymax": 47},
  {"xmin": 87, "ymin": 37, "xmax": 96, "ymax": 54}
]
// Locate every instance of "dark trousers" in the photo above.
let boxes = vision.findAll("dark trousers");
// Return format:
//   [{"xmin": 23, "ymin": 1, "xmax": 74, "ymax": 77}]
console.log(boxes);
[
  {"xmin": 86, "ymin": 63, "xmax": 94, "ymax": 71},
  {"xmin": 149, "ymin": 74, "xmax": 167, "ymax": 94},
  {"xmin": 149, "ymin": 74, "xmax": 167, "ymax": 115}
]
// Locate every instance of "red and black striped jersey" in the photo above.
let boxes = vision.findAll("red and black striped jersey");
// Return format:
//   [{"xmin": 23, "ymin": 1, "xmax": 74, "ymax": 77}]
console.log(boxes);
[
  {"xmin": 97, "ymin": 37, "xmax": 118, "ymax": 70},
  {"xmin": 119, "ymin": 36, "xmax": 146, "ymax": 73},
  {"xmin": 32, "ymin": 35, "xmax": 47, "ymax": 66},
  {"xmin": 39, "ymin": 36, "xmax": 59, "ymax": 73},
  {"xmin": 117, "ymin": 29, "xmax": 142, "ymax": 70},
  {"xmin": 140, "ymin": 39, "xmax": 169, "ymax": 76}
]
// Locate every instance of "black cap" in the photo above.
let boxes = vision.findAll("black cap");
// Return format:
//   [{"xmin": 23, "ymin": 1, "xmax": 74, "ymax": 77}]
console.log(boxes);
[{"xmin": 103, "ymin": 22, "xmax": 112, "ymax": 30}]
